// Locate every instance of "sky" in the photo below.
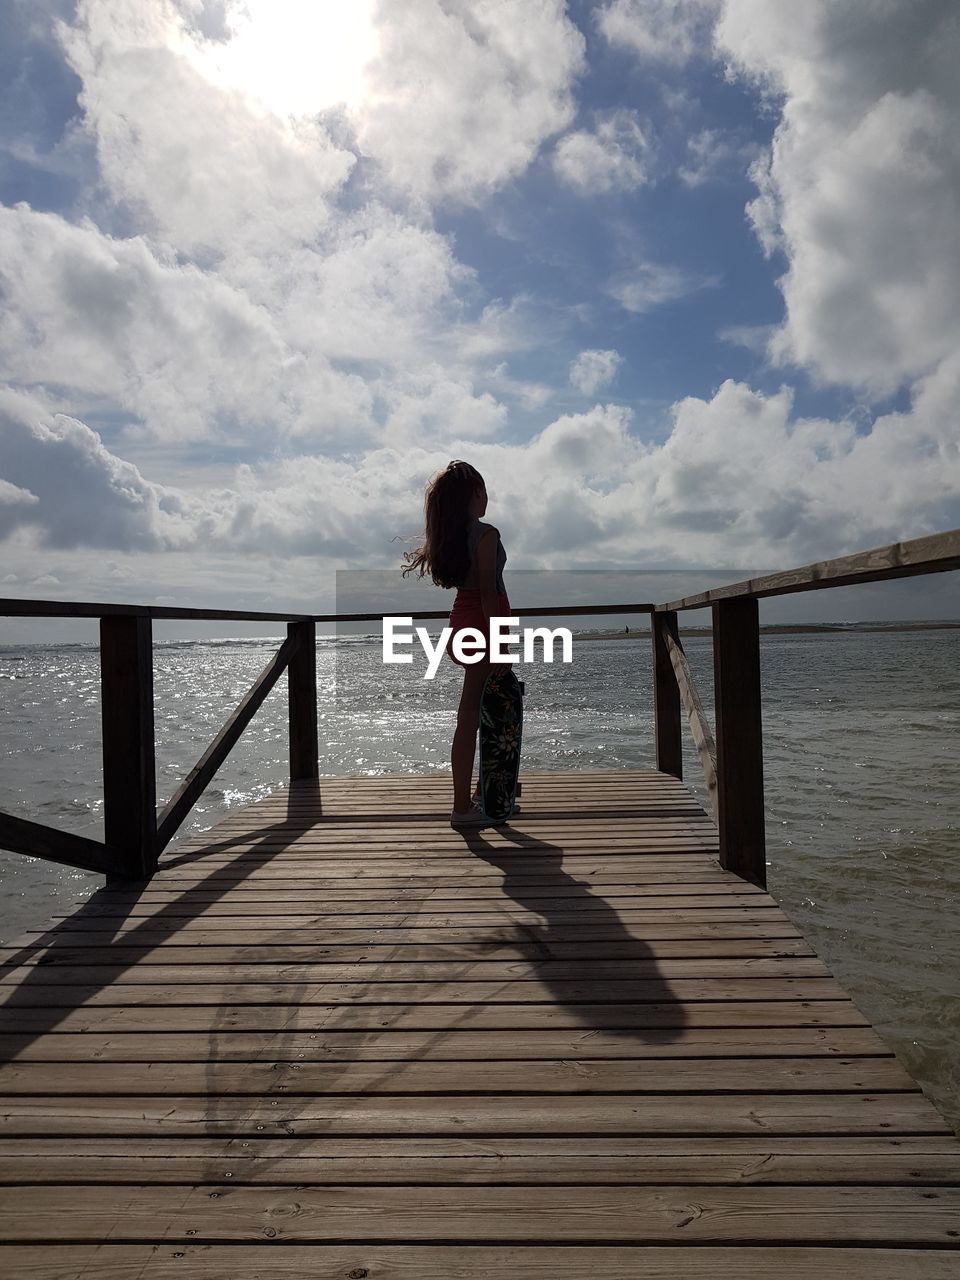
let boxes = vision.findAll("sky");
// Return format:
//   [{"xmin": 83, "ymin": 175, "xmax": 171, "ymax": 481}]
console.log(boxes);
[{"xmin": 1, "ymin": 0, "xmax": 958, "ymax": 639}]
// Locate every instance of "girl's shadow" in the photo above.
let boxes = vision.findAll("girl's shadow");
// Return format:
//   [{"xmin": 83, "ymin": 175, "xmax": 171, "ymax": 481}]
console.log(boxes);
[{"xmin": 458, "ymin": 825, "xmax": 687, "ymax": 1043}]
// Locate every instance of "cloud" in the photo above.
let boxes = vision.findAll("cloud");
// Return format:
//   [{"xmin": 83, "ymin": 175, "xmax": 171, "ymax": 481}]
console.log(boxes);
[
  {"xmin": 0, "ymin": 390, "xmax": 189, "ymax": 550},
  {"xmin": 3, "ymin": 366, "xmax": 958, "ymax": 576},
  {"xmin": 677, "ymin": 127, "xmax": 759, "ymax": 187},
  {"xmin": 355, "ymin": 0, "xmax": 586, "ymax": 205},
  {"xmin": 59, "ymin": 0, "xmax": 357, "ymax": 257},
  {"xmin": 0, "ymin": 477, "xmax": 41, "ymax": 541},
  {"xmin": 273, "ymin": 205, "xmax": 472, "ymax": 368},
  {"xmin": 597, "ymin": 0, "xmax": 719, "ymax": 65},
  {"xmin": 61, "ymin": 0, "xmax": 587, "ymax": 217},
  {"xmin": 3, "ymin": 0, "xmax": 956, "ymax": 609},
  {"xmin": 569, "ymin": 349, "xmax": 623, "ymax": 395},
  {"xmin": 489, "ymin": 371, "xmax": 960, "ymax": 567},
  {"xmin": 4, "ymin": 0, "xmax": 571, "ymax": 453},
  {"xmin": 378, "ymin": 368, "xmax": 508, "ymax": 445},
  {"xmin": 0, "ymin": 203, "xmax": 376, "ymax": 445},
  {"xmin": 553, "ymin": 110, "xmax": 651, "ymax": 194},
  {"xmin": 0, "ymin": 199, "xmax": 525, "ymax": 447},
  {"xmin": 609, "ymin": 259, "xmax": 720, "ymax": 312},
  {"xmin": 0, "ymin": 479, "xmax": 39, "ymax": 508},
  {"xmin": 716, "ymin": 0, "xmax": 960, "ymax": 397},
  {"xmin": 717, "ymin": 322, "xmax": 777, "ymax": 354}
]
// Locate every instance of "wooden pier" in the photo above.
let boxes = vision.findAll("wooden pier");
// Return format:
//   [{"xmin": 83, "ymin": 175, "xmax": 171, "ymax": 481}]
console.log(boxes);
[
  {"xmin": 2, "ymin": 529, "xmax": 960, "ymax": 1273},
  {"xmin": 1, "ymin": 770, "xmax": 959, "ymax": 1277}
]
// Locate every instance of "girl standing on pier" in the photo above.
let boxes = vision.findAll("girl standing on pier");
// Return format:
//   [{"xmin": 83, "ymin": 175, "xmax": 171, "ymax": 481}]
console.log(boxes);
[{"xmin": 402, "ymin": 460, "xmax": 510, "ymax": 828}]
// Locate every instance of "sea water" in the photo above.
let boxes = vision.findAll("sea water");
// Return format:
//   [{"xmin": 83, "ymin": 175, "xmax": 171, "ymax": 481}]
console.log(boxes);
[{"xmin": 1, "ymin": 630, "xmax": 958, "ymax": 1128}]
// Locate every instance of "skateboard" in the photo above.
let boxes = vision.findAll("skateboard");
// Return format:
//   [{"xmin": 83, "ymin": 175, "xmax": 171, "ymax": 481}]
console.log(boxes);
[{"xmin": 478, "ymin": 666, "xmax": 524, "ymax": 822}]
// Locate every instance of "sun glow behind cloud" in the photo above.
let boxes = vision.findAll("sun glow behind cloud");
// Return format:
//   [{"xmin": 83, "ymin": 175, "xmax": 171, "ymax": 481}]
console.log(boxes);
[{"xmin": 186, "ymin": 0, "xmax": 380, "ymax": 118}]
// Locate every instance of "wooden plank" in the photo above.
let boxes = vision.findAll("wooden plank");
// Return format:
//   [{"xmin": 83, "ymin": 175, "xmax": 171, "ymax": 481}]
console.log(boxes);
[
  {"xmin": 0, "ymin": 1000, "xmax": 872, "ymax": 1034},
  {"xmin": 65, "ymin": 885, "xmax": 768, "ymax": 911},
  {"xmin": 2, "ymin": 1136, "xmax": 959, "ymax": 1186},
  {"xmin": 0, "ymin": 1092, "xmax": 949, "ymax": 1136},
  {"xmin": 146, "ymin": 858, "xmax": 722, "ymax": 882},
  {"xmin": 28, "ymin": 903, "xmax": 790, "ymax": 933},
  {"xmin": 14, "ymin": 928, "xmax": 799, "ymax": 953},
  {"xmin": 0, "ymin": 768, "xmax": 956, "ymax": 1262},
  {"xmin": 0, "ymin": 977, "xmax": 854, "ymax": 1006},
  {"xmin": 160, "ymin": 844, "xmax": 721, "ymax": 865},
  {"xmin": 53, "ymin": 901, "xmax": 768, "ymax": 921},
  {"xmin": 164, "ymin": 827, "xmax": 712, "ymax": 843},
  {"xmin": 146, "ymin": 865, "xmax": 726, "ymax": 885},
  {"xmin": 0, "ymin": 1025, "xmax": 892, "ymax": 1062},
  {"xmin": 0, "ymin": 1056, "xmax": 918, "ymax": 1095},
  {"xmin": 51, "ymin": 879, "xmax": 772, "ymax": 901},
  {"xmin": 0, "ymin": 958, "xmax": 835, "ymax": 986},
  {"xmin": 2, "ymin": 940, "xmax": 817, "ymax": 966},
  {"xmin": 166, "ymin": 834, "xmax": 721, "ymax": 851},
  {"xmin": 24, "ymin": 926, "xmax": 814, "ymax": 947},
  {"xmin": 18, "ymin": 909, "xmax": 801, "ymax": 932},
  {"xmin": 655, "ymin": 526, "xmax": 960, "ymax": 611},
  {"xmin": 2, "ymin": 1183, "xmax": 959, "ymax": 1243},
  {"xmin": 1, "ymin": 1245, "xmax": 958, "ymax": 1280},
  {"xmin": 156, "ymin": 848, "xmax": 722, "ymax": 865}
]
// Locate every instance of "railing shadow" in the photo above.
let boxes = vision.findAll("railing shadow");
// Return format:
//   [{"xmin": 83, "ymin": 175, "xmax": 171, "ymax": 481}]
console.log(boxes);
[{"xmin": 0, "ymin": 782, "xmax": 326, "ymax": 1058}]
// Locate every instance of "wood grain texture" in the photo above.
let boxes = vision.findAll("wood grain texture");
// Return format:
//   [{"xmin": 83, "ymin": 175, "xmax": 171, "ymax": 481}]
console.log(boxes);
[
  {"xmin": 1, "ymin": 1245, "xmax": 959, "ymax": 1280},
  {"xmin": 0, "ymin": 769, "xmax": 956, "ymax": 1268},
  {"xmin": 2, "ymin": 1184, "xmax": 960, "ymax": 1244}
]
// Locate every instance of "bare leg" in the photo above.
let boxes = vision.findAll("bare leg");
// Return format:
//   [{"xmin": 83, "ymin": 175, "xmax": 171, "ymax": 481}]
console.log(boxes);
[{"xmin": 451, "ymin": 659, "xmax": 490, "ymax": 813}]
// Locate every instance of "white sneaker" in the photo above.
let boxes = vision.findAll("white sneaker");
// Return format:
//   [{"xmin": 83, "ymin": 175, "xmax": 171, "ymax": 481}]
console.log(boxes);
[{"xmin": 450, "ymin": 801, "xmax": 490, "ymax": 829}]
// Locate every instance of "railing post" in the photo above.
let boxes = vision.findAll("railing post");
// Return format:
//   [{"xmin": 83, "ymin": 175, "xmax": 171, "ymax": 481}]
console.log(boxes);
[
  {"xmin": 652, "ymin": 611, "xmax": 683, "ymax": 779},
  {"xmin": 100, "ymin": 615, "xmax": 157, "ymax": 880},
  {"xmin": 288, "ymin": 620, "xmax": 319, "ymax": 781},
  {"xmin": 712, "ymin": 597, "xmax": 766, "ymax": 887}
]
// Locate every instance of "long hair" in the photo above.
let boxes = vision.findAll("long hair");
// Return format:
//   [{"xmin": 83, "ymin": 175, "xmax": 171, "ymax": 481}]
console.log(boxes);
[{"xmin": 401, "ymin": 460, "xmax": 484, "ymax": 588}]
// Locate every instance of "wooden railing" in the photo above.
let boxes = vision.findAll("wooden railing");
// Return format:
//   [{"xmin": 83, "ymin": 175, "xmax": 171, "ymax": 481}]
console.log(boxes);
[
  {"xmin": 0, "ymin": 606, "xmax": 324, "ymax": 882},
  {"xmin": 650, "ymin": 528, "xmax": 960, "ymax": 888},
  {"xmin": 0, "ymin": 600, "xmax": 653, "ymax": 882},
  {"xmin": 1, "ymin": 527, "xmax": 957, "ymax": 887}
]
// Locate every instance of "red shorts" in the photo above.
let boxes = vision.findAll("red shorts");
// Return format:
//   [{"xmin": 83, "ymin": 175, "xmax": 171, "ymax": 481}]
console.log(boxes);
[{"xmin": 447, "ymin": 589, "xmax": 511, "ymax": 668}]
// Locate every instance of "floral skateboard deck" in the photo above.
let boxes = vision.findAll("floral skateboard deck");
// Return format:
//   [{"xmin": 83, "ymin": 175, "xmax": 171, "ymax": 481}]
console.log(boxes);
[{"xmin": 478, "ymin": 666, "xmax": 524, "ymax": 822}]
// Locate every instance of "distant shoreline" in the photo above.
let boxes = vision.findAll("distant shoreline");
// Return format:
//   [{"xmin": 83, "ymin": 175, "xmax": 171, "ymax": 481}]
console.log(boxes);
[{"xmin": 572, "ymin": 622, "xmax": 960, "ymax": 640}]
